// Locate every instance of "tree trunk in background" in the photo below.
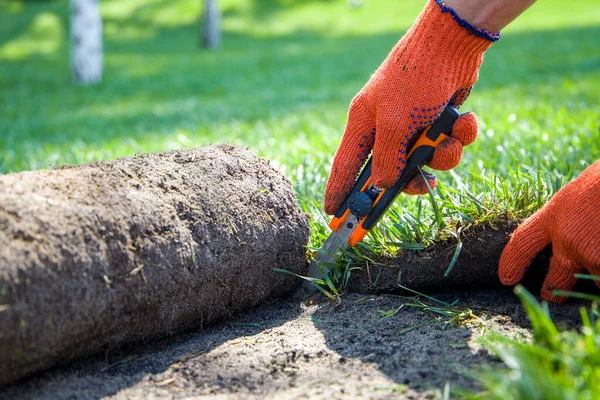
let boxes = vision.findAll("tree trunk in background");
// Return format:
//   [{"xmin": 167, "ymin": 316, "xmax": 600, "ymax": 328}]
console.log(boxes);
[
  {"xmin": 202, "ymin": 0, "xmax": 221, "ymax": 49},
  {"xmin": 70, "ymin": 0, "xmax": 103, "ymax": 84}
]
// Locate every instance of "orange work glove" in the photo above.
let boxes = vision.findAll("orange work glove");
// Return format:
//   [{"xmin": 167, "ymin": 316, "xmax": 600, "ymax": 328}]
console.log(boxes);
[
  {"xmin": 499, "ymin": 160, "xmax": 600, "ymax": 303},
  {"xmin": 324, "ymin": 0, "xmax": 500, "ymax": 214}
]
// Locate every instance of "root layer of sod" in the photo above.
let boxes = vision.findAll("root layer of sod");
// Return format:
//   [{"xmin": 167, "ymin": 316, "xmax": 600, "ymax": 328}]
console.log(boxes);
[{"xmin": 348, "ymin": 218, "xmax": 531, "ymax": 293}]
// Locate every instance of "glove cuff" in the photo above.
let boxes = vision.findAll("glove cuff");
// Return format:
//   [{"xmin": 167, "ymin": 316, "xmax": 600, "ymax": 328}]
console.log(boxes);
[
  {"xmin": 401, "ymin": 0, "xmax": 499, "ymax": 85},
  {"xmin": 432, "ymin": 0, "xmax": 501, "ymax": 43}
]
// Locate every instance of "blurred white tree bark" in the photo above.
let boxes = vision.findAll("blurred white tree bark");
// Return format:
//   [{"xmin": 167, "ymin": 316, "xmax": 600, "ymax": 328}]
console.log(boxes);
[
  {"xmin": 71, "ymin": 0, "xmax": 103, "ymax": 84},
  {"xmin": 202, "ymin": 0, "xmax": 221, "ymax": 49}
]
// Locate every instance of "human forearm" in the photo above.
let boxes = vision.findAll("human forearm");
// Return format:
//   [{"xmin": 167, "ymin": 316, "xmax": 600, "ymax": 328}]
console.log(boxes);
[
  {"xmin": 444, "ymin": 0, "xmax": 537, "ymax": 32},
  {"xmin": 324, "ymin": 0, "xmax": 493, "ymax": 213}
]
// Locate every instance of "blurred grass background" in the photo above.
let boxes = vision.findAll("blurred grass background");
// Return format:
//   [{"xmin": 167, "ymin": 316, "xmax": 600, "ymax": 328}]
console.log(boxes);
[{"xmin": 1, "ymin": 0, "xmax": 599, "ymax": 246}]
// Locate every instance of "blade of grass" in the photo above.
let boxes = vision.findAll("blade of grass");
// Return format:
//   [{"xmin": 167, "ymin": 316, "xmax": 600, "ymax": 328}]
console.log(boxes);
[
  {"xmin": 444, "ymin": 229, "xmax": 463, "ymax": 277},
  {"xmin": 551, "ymin": 290, "xmax": 600, "ymax": 302},
  {"xmin": 272, "ymin": 268, "xmax": 338, "ymax": 300},
  {"xmin": 396, "ymin": 283, "xmax": 455, "ymax": 307},
  {"xmin": 574, "ymin": 273, "xmax": 600, "ymax": 281},
  {"xmin": 385, "ymin": 242, "xmax": 426, "ymax": 250},
  {"xmin": 419, "ymin": 166, "xmax": 444, "ymax": 232}
]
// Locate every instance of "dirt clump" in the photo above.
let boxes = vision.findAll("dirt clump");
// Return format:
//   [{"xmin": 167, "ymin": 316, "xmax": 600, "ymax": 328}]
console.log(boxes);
[{"xmin": 0, "ymin": 144, "xmax": 309, "ymax": 386}]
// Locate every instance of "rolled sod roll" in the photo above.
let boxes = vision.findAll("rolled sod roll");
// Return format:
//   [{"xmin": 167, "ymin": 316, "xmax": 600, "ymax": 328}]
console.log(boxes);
[{"xmin": 0, "ymin": 144, "xmax": 309, "ymax": 386}]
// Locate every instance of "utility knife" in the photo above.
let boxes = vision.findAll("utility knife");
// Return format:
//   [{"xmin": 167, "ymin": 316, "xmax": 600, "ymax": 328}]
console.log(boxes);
[{"xmin": 308, "ymin": 106, "xmax": 460, "ymax": 281}]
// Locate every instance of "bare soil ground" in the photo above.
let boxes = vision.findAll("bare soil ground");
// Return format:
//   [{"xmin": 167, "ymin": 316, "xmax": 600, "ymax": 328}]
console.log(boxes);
[{"xmin": 1, "ymin": 286, "xmax": 584, "ymax": 400}]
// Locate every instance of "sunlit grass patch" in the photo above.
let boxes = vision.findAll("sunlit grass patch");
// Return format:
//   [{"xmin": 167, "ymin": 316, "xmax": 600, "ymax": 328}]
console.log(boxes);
[
  {"xmin": 0, "ymin": 11, "xmax": 63, "ymax": 60},
  {"xmin": 467, "ymin": 286, "xmax": 600, "ymax": 400}
]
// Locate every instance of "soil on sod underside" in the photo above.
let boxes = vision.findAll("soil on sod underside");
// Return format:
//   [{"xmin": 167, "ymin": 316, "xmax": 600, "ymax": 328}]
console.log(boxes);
[{"xmin": 0, "ymin": 288, "xmax": 585, "ymax": 400}]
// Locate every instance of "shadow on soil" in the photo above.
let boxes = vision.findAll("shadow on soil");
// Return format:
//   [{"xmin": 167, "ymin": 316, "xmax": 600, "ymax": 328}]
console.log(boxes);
[
  {"xmin": 314, "ymin": 288, "xmax": 586, "ymax": 395},
  {"xmin": 1, "ymin": 254, "xmax": 590, "ymax": 399},
  {"xmin": 0, "ymin": 297, "xmax": 304, "ymax": 399}
]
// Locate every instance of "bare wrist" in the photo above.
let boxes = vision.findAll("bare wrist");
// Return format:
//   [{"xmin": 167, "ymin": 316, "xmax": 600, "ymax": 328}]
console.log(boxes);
[{"xmin": 443, "ymin": 0, "xmax": 536, "ymax": 32}]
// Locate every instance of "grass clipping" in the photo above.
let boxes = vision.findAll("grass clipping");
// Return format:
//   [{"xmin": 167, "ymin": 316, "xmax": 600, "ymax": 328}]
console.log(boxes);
[{"xmin": 0, "ymin": 144, "xmax": 309, "ymax": 386}]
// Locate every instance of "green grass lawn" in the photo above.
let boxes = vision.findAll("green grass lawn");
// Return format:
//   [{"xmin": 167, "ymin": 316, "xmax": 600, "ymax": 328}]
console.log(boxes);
[
  {"xmin": 2, "ymin": 0, "xmax": 600, "ymax": 397},
  {"xmin": 1, "ymin": 0, "xmax": 599, "ymax": 250}
]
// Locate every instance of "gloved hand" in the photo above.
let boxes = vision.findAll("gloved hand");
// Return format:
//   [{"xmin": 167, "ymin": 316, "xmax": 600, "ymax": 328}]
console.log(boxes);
[
  {"xmin": 324, "ymin": 0, "xmax": 499, "ymax": 214},
  {"xmin": 499, "ymin": 160, "xmax": 600, "ymax": 303}
]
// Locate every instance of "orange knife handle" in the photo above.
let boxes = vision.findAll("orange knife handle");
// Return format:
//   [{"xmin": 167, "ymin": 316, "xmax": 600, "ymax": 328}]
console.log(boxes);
[
  {"xmin": 328, "ymin": 106, "xmax": 460, "ymax": 244},
  {"xmin": 360, "ymin": 106, "xmax": 460, "ymax": 232},
  {"xmin": 328, "ymin": 160, "xmax": 374, "ymax": 232}
]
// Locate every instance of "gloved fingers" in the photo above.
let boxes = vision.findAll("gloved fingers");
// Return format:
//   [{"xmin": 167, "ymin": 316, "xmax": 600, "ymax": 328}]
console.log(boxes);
[
  {"xmin": 324, "ymin": 98, "xmax": 375, "ymax": 215},
  {"xmin": 426, "ymin": 112, "xmax": 477, "ymax": 171},
  {"xmin": 402, "ymin": 170, "xmax": 437, "ymax": 195},
  {"xmin": 498, "ymin": 213, "xmax": 551, "ymax": 285},
  {"xmin": 371, "ymin": 124, "xmax": 409, "ymax": 188},
  {"xmin": 450, "ymin": 112, "xmax": 478, "ymax": 146},
  {"xmin": 427, "ymin": 137, "xmax": 463, "ymax": 171},
  {"xmin": 541, "ymin": 252, "xmax": 583, "ymax": 304}
]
